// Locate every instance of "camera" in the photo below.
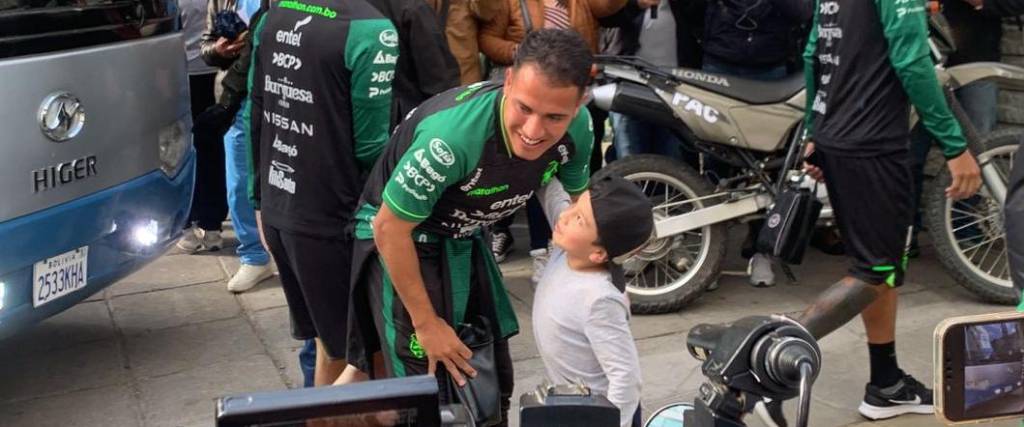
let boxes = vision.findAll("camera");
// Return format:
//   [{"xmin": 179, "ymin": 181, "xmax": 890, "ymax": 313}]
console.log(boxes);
[{"xmin": 935, "ymin": 311, "xmax": 1024, "ymax": 424}]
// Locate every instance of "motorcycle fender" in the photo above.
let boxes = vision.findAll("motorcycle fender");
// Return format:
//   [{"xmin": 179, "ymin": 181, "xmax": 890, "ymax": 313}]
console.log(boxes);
[{"xmin": 945, "ymin": 62, "xmax": 1024, "ymax": 91}]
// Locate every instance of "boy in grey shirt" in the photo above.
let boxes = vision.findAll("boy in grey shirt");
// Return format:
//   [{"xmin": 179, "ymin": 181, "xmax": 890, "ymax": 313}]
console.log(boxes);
[{"xmin": 532, "ymin": 174, "xmax": 653, "ymax": 427}]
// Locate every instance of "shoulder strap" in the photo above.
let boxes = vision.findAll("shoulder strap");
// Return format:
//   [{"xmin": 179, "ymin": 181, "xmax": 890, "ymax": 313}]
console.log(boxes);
[{"xmin": 520, "ymin": 0, "xmax": 533, "ymax": 33}]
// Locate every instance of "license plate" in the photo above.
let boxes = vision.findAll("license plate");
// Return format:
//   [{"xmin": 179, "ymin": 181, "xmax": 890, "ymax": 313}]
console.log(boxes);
[{"xmin": 32, "ymin": 246, "xmax": 88, "ymax": 308}]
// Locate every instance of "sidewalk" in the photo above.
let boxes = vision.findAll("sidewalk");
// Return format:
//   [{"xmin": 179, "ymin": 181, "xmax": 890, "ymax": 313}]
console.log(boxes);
[{"xmin": 0, "ymin": 227, "xmax": 1018, "ymax": 427}]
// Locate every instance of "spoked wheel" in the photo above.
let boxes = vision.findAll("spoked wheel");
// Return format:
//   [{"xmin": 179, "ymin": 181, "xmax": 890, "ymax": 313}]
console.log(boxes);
[
  {"xmin": 925, "ymin": 129, "xmax": 1021, "ymax": 304},
  {"xmin": 599, "ymin": 155, "xmax": 726, "ymax": 314}
]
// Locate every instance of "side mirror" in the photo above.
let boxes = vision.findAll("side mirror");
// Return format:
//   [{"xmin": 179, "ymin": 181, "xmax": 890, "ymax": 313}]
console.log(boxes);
[{"xmin": 643, "ymin": 403, "xmax": 694, "ymax": 427}]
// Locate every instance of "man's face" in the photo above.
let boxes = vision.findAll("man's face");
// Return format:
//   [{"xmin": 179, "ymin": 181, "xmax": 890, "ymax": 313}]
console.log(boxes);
[
  {"xmin": 552, "ymin": 191, "xmax": 607, "ymax": 264},
  {"xmin": 502, "ymin": 64, "xmax": 584, "ymax": 161}
]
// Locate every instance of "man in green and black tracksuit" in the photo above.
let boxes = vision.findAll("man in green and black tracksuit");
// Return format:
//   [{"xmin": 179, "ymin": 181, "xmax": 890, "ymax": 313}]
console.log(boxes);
[
  {"xmin": 797, "ymin": 0, "xmax": 982, "ymax": 420},
  {"xmin": 245, "ymin": 0, "xmax": 397, "ymax": 386},
  {"xmin": 346, "ymin": 30, "xmax": 595, "ymax": 422}
]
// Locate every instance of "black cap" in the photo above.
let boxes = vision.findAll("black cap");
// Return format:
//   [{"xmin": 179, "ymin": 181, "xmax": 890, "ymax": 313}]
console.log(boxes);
[{"xmin": 589, "ymin": 173, "xmax": 654, "ymax": 291}]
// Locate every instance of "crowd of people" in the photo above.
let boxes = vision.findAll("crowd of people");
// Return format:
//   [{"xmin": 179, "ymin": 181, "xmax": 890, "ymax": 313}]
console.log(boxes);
[{"xmin": 176, "ymin": 0, "xmax": 1024, "ymax": 425}]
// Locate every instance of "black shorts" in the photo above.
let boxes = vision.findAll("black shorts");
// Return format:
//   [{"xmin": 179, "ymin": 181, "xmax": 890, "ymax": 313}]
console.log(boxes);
[
  {"xmin": 352, "ymin": 238, "xmax": 515, "ymax": 406},
  {"xmin": 262, "ymin": 224, "xmax": 353, "ymax": 359},
  {"xmin": 818, "ymin": 149, "xmax": 915, "ymax": 287}
]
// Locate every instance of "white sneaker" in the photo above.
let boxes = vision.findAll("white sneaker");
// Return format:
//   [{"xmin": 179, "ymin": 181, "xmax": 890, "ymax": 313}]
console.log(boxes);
[
  {"xmin": 227, "ymin": 263, "xmax": 274, "ymax": 293},
  {"xmin": 530, "ymin": 248, "xmax": 550, "ymax": 284},
  {"xmin": 176, "ymin": 228, "xmax": 224, "ymax": 253},
  {"xmin": 176, "ymin": 227, "xmax": 202, "ymax": 252},
  {"xmin": 748, "ymin": 253, "xmax": 776, "ymax": 287},
  {"xmin": 198, "ymin": 229, "xmax": 223, "ymax": 252}
]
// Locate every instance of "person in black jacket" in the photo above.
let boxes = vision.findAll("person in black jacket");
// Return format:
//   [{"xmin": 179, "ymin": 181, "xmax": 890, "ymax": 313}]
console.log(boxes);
[
  {"xmin": 365, "ymin": 0, "xmax": 461, "ymax": 130},
  {"xmin": 971, "ymin": 0, "xmax": 1024, "ymax": 15},
  {"xmin": 696, "ymin": 0, "xmax": 812, "ymax": 79},
  {"xmin": 599, "ymin": 0, "xmax": 703, "ymax": 160}
]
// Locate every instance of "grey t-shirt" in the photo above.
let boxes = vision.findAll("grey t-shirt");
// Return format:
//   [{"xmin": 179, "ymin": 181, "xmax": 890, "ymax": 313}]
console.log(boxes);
[
  {"xmin": 532, "ymin": 181, "xmax": 642, "ymax": 427},
  {"xmin": 636, "ymin": 0, "xmax": 678, "ymax": 67}
]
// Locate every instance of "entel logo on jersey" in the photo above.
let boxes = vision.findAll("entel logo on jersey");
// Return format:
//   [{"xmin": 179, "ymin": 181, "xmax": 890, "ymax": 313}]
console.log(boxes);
[
  {"xmin": 276, "ymin": 16, "xmax": 311, "ymax": 47},
  {"xmin": 379, "ymin": 29, "xmax": 398, "ymax": 48},
  {"xmin": 429, "ymin": 138, "xmax": 455, "ymax": 166}
]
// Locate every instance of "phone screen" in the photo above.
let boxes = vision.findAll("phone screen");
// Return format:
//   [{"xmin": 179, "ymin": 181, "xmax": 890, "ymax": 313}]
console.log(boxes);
[{"xmin": 962, "ymin": 319, "xmax": 1024, "ymax": 418}]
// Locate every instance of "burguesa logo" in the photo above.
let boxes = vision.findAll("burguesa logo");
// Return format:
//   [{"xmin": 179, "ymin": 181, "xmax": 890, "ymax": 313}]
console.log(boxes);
[{"xmin": 379, "ymin": 29, "xmax": 398, "ymax": 47}]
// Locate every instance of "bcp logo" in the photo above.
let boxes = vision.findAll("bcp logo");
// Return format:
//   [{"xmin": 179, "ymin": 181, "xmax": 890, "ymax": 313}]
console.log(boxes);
[{"xmin": 379, "ymin": 29, "xmax": 398, "ymax": 48}]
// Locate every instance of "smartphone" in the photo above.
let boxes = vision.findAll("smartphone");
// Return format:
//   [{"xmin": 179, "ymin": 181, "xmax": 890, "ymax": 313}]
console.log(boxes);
[{"xmin": 935, "ymin": 311, "xmax": 1024, "ymax": 425}]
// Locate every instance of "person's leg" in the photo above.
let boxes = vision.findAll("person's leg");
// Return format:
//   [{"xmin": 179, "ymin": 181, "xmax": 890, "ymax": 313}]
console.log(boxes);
[
  {"xmin": 224, "ymin": 105, "xmax": 271, "ymax": 291},
  {"xmin": 224, "ymin": 108, "xmax": 270, "ymax": 266},
  {"xmin": 493, "ymin": 338, "xmax": 514, "ymax": 427},
  {"xmin": 299, "ymin": 339, "xmax": 316, "ymax": 387},
  {"xmin": 489, "ymin": 215, "xmax": 515, "ymax": 263},
  {"xmin": 956, "ymin": 80, "xmax": 999, "ymax": 136},
  {"xmin": 284, "ymin": 232, "xmax": 355, "ymax": 385},
  {"xmin": 314, "ymin": 338, "xmax": 346, "ymax": 386},
  {"xmin": 526, "ymin": 196, "xmax": 551, "ymax": 251}
]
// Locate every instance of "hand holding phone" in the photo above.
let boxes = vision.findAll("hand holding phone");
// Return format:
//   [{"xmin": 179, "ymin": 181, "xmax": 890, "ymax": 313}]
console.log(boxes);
[{"xmin": 935, "ymin": 311, "xmax": 1024, "ymax": 424}]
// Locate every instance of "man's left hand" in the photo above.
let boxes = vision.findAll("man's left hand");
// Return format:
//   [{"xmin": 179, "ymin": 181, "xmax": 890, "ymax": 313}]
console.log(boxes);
[{"xmin": 946, "ymin": 150, "xmax": 982, "ymax": 200}]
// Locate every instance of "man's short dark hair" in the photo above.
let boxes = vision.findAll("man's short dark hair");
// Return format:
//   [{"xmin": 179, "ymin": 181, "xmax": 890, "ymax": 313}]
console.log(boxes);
[{"xmin": 513, "ymin": 29, "xmax": 593, "ymax": 92}]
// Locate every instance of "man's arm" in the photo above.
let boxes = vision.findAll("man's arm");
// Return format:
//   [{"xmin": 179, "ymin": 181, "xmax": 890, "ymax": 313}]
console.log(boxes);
[
  {"xmin": 875, "ymin": 0, "xmax": 981, "ymax": 199},
  {"xmin": 584, "ymin": 296, "xmax": 642, "ymax": 427},
  {"xmin": 346, "ymin": 19, "xmax": 400, "ymax": 171},
  {"xmin": 372, "ymin": 129, "xmax": 477, "ymax": 383},
  {"xmin": 801, "ymin": 2, "xmax": 819, "ymax": 137},
  {"xmin": 979, "ymin": 0, "xmax": 1024, "ymax": 16},
  {"xmin": 372, "ymin": 206, "xmax": 476, "ymax": 384}
]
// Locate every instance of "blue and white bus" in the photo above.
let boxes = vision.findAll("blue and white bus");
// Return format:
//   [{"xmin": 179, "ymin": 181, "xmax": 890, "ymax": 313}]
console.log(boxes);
[{"xmin": 0, "ymin": 0, "xmax": 194, "ymax": 338}]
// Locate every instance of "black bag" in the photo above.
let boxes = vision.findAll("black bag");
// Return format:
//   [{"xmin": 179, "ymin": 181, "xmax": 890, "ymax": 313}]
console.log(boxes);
[
  {"xmin": 450, "ymin": 316, "xmax": 501, "ymax": 426},
  {"xmin": 756, "ymin": 180, "xmax": 822, "ymax": 265},
  {"xmin": 213, "ymin": 9, "xmax": 248, "ymax": 40}
]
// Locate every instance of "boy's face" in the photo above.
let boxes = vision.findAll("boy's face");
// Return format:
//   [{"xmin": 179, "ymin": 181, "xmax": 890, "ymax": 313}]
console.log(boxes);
[{"xmin": 552, "ymin": 191, "xmax": 608, "ymax": 264}]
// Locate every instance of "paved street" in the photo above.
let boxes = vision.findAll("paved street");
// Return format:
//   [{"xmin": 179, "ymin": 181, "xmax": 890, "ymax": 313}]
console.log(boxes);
[{"xmin": 0, "ymin": 225, "xmax": 1019, "ymax": 427}]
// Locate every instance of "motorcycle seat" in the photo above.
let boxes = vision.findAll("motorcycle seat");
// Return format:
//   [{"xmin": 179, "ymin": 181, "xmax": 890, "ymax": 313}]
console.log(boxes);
[{"xmin": 668, "ymin": 68, "xmax": 805, "ymax": 105}]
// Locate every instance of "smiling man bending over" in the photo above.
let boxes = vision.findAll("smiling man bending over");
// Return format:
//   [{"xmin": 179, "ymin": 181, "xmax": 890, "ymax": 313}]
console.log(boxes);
[{"xmin": 345, "ymin": 29, "xmax": 595, "ymax": 422}]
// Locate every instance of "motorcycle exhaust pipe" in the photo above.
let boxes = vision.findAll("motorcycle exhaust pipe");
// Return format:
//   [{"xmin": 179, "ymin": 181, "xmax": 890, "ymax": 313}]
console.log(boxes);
[{"xmin": 590, "ymin": 83, "xmax": 617, "ymax": 111}]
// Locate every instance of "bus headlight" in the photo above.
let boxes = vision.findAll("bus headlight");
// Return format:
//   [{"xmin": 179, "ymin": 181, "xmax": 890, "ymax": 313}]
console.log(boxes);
[{"xmin": 158, "ymin": 118, "xmax": 191, "ymax": 176}]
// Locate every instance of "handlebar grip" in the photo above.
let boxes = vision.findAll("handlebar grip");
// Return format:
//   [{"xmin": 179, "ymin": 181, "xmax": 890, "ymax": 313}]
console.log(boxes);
[{"xmin": 686, "ymin": 323, "xmax": 726, "ymax": 361}]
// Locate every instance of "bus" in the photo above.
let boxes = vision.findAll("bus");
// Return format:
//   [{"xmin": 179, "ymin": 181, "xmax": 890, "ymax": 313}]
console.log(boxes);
[{"xmin": 0, "ymin": 0, "xmax": 194, "ymax": 338}]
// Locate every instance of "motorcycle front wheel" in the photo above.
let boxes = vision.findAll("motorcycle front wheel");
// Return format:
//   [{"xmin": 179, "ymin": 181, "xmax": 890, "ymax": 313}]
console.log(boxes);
[
  {"xmin": 925, "ymin": 129, "xmax": 1020, "ymax": 304},
  {"xmin": 599, "ymin": 155, "xmax": 727, "ymax": 314}
]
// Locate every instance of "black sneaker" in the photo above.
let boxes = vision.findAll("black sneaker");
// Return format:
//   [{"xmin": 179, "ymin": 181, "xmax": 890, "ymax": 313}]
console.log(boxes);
[
  {"xmin": 491, "ymin": 231, "xmax": 514, "ymax": 263},
  {"xmin": 858, "ymin": 374, "xmax": 934, "ymax": 420}
]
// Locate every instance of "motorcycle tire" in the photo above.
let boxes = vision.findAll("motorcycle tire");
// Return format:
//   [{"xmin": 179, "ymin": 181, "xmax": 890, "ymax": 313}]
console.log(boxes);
[
  {"xmin": 599, "ymin": 155, "xmax": 726, "ymax": 314},
  {"xmin": 924, "ymin": 129, "xmax": 1021, "ymax": 305}
]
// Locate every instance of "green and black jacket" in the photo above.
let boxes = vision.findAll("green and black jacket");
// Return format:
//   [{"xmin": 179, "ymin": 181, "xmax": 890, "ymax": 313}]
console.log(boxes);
[
  {"xmin": 245, "ymin": 0, "xmax": 397, "ymax": 238},
  {"xmin": 803, "ymin": 0, "xmax": 967, "ymax": 158}
]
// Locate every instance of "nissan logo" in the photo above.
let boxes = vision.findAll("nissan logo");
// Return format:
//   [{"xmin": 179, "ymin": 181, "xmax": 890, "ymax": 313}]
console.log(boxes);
[{"xmin": 39, "ymin": 92, "xmax": 85, "ymax": 142}]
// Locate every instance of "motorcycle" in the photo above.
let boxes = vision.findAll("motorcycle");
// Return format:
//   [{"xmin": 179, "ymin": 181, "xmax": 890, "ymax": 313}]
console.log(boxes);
[{"xmin": 591, "ymin": 15, "xmax": 1024, "ymax": 314}]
